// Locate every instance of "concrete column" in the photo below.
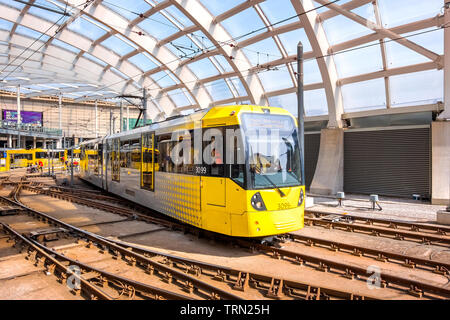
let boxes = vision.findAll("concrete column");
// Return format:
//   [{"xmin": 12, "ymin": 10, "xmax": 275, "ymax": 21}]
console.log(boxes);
[
  {"xmin": 143, "ymin": 88, "xmax": 147, "ymax": 125},
  {"xmin": 33, "ymin": 136, "xmax": 36, "ymax": 149},
  {"xmin": 7, "ymin": 135, "xmax": 12, "ymax": 148},
  {"xmin": 109, "ymin": 109, "xmax": 113, "ymax": 135},
  {"xmin": 43, "ymin": 139, "xmax": 47, "ymax": 149},
  {"xmin": 119, "ymin": 101, "xmax": 123, "ymax": 132},
  {"xmin": 441, "ymin": 2, "xmax": 450, "ymax": 120},
  {"xmin": 126, "ymin": 105, "xmax": 129, "ymax": 131},
  {"xmin": 432, "ymin": 122, "xmax": 450, "ymax": 205},
  {"xmin": 58, "ymin": 93, "xmax": 62, "ymax": 148},
  {"xmin": 310, "ymin": 128, "xmax": 344, "ymax": 195},
  {"xmin": 17, "ymin": 85, "xmax": 21, "ymax": 148},
  {"xmin": 95, "ymin": 100, "xmax": 98, "ymax": 138}
]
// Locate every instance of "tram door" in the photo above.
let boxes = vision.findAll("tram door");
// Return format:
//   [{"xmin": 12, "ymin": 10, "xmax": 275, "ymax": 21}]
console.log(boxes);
[
  {"xmin": 111, "ymin": 138, "xmax": 120, "ymax": 182},
  {"xmin": 141, "ymin": 132, "xmax": 155, "ymax": 191}
]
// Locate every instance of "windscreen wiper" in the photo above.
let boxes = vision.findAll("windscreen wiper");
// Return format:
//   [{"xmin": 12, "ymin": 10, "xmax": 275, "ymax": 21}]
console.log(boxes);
[{"xmin": 255, "ymin": 166, "xmax": 285, "ymax": 197}]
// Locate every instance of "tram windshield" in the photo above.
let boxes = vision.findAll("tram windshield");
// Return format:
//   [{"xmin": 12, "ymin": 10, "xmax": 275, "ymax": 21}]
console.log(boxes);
[{"xmin": 241, "ymin": 113, "xmax": 302, "ymax": 189}]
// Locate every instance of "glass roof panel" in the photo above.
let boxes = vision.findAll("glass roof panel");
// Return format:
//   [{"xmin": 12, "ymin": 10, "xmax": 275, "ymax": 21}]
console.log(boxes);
[
  {"xmin": 221, "ymin": 7, "xmax": 266, "ymax": 42},
  {"xmin": 390, "ymin": 69, "xmax": 443, "ymax": 107},
  {"xmin": 268, "ymin": 92, "xmax": 297, "ymax": 115},
  {"xmin": 211, "ymin": 55, "xmax": 234, "ymax": 73},
  {"xmin": 258, "ymin": 0, "xmax": 298, "ymax": 27},
  {"xmin": 166, "ymin": 88, "xmax": 192, "ymax": 107},
  {"xmin": 205, "ymin": 79, "xmax": 233, "ymax": 101},
  {"xmin": 385, "ymin": 39, "xmax": 429, "ymax": 69},
  {"xmin": 151, "ymin": 71, "xmax": 177, "ymax": 88},
  {"xmin": 292, "ymin": 60, "xmax": 322, "ymax": 84},
  {"xmin": 0, "ymin": 19, "xmax": 13, "ymax": 31},
  {"xmin": 258, "ymin": 66, "xmax": 293, "ymax": 92},
  {"xmin": 322, "ymin": 12, "xmax": 372, "ymax": 45},
  {"xmin": 83, "ymin": 52, "xmax": 107, "ymax": 67},
  {"xmin": 242, "ymin": 38, "xmax": 282, "ymax": 66},
  {"xmin": 128, "ymin": 53, "xmax": 158, "ymax": 72},
  {"xmin": 164, "ymin": 5, "xmax": 194, "ymax": 28},
  {"xmin": 304, "ymin": 89, "xmax": 328, "ymax": 116},
  {"xmin": 187, "ymin": 58, "xmax": 219, "ymax": 79},
  {"xmin": 278, "ymin": 28, "xmax": 312, "ymax": 55},
  {"xmin": 199, "ymin": 0, "xmax": 246, "ymax": 16},
  {"xmin": 378, "ymin": 0, "xmax": 443, "ymax": 28},
  {"xmin": 102, "ymin": 0, "xmax": 151, "ymax": 21},
  {"xmin": 15, "ymin": 25, "xmax": 50, "ymax": 42},
  {"xmin": 228, "ymin": 77, "xmax": 247, "ymax": 97},
  {"xmin": 101, "ymin": 35, "xmax": 135, "ymax": 56},
  {"xmin": 341, "ymin": 78, "xmax": 386, "ymax": 112},
  {"xmin": 68, "ymin": 17, "xmax": 108, "ymax": 40},
  {"xmin": 0, "ymin": 0, "xmax": 24, "ymax": 10},
  {"xmin": 52, "ymin": 38, "xmax": 80, "ymax": 54},
  {"xmin": 333, "ymin": 41, "xmax": 384, "ymax": 78},
  {"xmin": 138, "ymin": 12, "xmax": 179, "ymax": 40},
  {"xmin": 29, "ymin": 0, "xmax": 67, "ymax": 22}
]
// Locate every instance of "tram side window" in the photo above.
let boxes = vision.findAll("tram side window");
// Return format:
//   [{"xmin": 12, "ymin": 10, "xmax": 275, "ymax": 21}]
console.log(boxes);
[
  {"xmin": 120, "ymin": 140, "xmax": 129, "ymax": 168},
  {"xmin": 14, "ymin": 154, "xmax": 32, "ymax": 160},
  {"xmin": 142, "ymin": 133, "xmax": 155, "ymax": 189},
  {"xmin": 227, "ymin": 132, "xmax": 245, "ymax": 186},
  {"xmin": 157, "ymin": 134, "xmax": 172, "ymax": 173},
  {"xmin": 203, "ymin": 127, "xmax": 224, "ymax": 177},
  {"xmin": 112, "ymin": 139, "xmax": 120, "ymax": 182},
  {"xmin": 130, "ymin": 139, "xmax": 141, "ymax": 170},
  {"xmin": 35, "ymin": 152, "xmax": 47, "ymax": 159}
]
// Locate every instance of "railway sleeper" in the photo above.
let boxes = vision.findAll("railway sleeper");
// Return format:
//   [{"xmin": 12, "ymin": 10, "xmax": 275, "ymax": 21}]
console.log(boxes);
[
  {"xmin": 266, "ymin": 278, "xmax": 284, "ymax": 299},
  {"xmin": 233, "ymin": 272, "xmax": 249, "ymax": 292}
]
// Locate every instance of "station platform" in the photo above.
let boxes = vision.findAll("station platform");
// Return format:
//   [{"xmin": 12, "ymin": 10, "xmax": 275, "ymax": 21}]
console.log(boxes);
[{"xmin": 306, "ymin": 193, "xmax": 448, "ymax": 224}]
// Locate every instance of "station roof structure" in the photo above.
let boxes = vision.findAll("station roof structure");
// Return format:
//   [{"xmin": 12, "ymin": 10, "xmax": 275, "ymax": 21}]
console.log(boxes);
[{"xmin": 0, "ymin": 0, "xmax": 445, "ymax": 124}]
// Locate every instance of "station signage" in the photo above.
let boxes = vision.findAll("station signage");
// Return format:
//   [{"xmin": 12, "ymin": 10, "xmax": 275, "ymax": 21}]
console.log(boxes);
[{"xmin": 2, "ymin": 109, "xmax": 43, "ymax": 127}]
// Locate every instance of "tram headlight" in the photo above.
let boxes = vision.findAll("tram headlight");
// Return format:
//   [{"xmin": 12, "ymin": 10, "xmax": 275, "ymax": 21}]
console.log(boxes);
[
  {"xmin": 251, "ymin": 192, "xmax": 267, "ymax": 211},
  {"xmin": 298, "ymin": 189, "xmax": 304, "ymax": 207}
]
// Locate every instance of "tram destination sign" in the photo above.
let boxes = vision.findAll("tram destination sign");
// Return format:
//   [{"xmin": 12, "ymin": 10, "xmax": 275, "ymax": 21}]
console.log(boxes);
[{"xmin": 2, "ymin": 109, "xmax": 43, "ymax": 126}]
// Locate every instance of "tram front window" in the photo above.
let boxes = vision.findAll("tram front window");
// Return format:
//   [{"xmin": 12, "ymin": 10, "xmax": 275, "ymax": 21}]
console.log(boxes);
[{"xmin": 241, "ymin": 113, "xmax": 302, "ymax": 189}]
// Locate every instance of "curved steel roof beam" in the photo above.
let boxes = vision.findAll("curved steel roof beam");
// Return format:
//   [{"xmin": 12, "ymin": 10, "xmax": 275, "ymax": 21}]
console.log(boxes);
[
  {"xmin": 65, "ymin": 0, "xmax": 214, "ymax": 116},
  {"xmin": 0, "ymin": 3, "xmax": 169, "ymax": 117},
  {"xmin": 290, "ymin": 0, "xmax": 344, "ymax": 128},
  {"xmin": 315, "ymin": 0, "xmax": 443, "ymax": 68},
  {"xmin": 169, "ymin": 0, "xmax": 267, "ymax": 106}
]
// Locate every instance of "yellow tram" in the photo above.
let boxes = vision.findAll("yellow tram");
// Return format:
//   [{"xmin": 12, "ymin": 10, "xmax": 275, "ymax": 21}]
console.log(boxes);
[{"xmin": 79, "ymin": 105, "xmax": 305, "ymax": 238}]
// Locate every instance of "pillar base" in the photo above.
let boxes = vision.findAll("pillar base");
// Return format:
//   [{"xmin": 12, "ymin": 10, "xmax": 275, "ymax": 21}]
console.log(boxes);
[
  {"xmin": 431, "ymin": 121, "xmax": 450, "ymax": 205},
  {"xmin": 437, "ymin": 210, "xmax": 450, "ymax": 225},
  {"xmin": 309, "ymin": 128, "xmax": 344, "ymax": 196}
]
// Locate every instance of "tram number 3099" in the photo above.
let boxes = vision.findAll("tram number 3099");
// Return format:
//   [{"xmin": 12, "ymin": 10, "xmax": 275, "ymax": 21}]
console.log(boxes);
[{"xmin": 195, "ymin": 166, "xmax": 207, "ymax": 175}]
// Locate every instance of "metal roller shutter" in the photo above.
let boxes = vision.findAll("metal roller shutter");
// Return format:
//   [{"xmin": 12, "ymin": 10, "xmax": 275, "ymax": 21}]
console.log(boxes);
[
  {"xmin": 344, "ymin": 127, "xmax": 430, "ymax": 198},
  {"xmin": 305, "ymin": 133, "xmax": 320, "ymax": 189}
]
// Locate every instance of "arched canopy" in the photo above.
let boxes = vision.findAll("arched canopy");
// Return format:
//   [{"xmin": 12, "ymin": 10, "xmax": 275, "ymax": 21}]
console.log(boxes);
[{"xmin": 0, "ymin": 0, "xmax": 444, "ymax": 124}]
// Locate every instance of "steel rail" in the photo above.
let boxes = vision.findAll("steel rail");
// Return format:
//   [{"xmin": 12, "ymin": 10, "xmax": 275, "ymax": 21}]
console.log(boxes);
[
  {"xmin": 103, "ymin": 237, "xmax": 376, "ymax": 300},
  {"xmin": 237, "ymin": 241, "xmax": 450, "ymax": 299},
  {"xmin": 25, "ymin": 234, "xmax": 192, "ymax": 300},
  {"xmin": 0, "ymin": 222, "xmax": 113, "ymax": 300},
  {"xmin": 283, "ymin": 233, "xmax": 450, "ymax": 275},
  {"xmin": 304, "ymin": 216, "xmax": 450, "ymax": 246},
  {"xmin": 306, "ymin": 209, "xmax": 450, "ymax": 234},
  {"xmin": 21, "ymin": 184, "xmax": 181, "ymax": 229},
  {"xmin": 18, "ymin": 181, "xmax": 450, "ymax": 298},
  {"xmin": 1, "ymin": 192, "xmax": 243, "ymax": 300}
]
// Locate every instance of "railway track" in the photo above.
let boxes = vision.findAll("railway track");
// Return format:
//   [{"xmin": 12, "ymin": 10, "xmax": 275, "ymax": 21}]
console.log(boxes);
[
  {"xmin": 0, "ymin": 186, "xmax": 379, "ymax": 300},
  {"xmin": 14, "ymin": 180, "xmax": 450, "ymax": 299},
  {"xmin": 304, "ymin": 210, "xmax": 450, "ymax": 246}
]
